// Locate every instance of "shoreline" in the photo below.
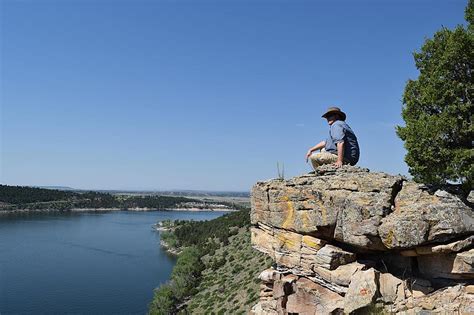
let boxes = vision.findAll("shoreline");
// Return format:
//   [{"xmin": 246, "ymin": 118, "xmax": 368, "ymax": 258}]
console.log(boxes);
[
  {"xmin": 0, "ymin": 207, "xmax": 239, "ymax": 215},
  {"xmin": 159, "ymin": 239, "xmax": 181, "ymax": 256}
]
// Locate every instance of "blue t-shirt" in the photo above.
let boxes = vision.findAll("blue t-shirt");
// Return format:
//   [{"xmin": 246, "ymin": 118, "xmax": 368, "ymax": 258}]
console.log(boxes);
[{"xmin": 324, "ymin": 120, "xmax": 360, "ymax": 165}]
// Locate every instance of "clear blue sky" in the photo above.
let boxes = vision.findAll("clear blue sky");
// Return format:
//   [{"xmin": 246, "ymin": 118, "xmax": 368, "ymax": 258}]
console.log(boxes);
[{"xmin": 0, "ymin": 0, "xmax": 468, "ymax": 191}]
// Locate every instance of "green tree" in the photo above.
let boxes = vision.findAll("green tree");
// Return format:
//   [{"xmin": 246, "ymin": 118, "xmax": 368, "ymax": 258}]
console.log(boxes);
[
  {"xmin": 170, "ymin": 246, "xmax": 205, "ymax": 300},
  {"xmin": 149, "ymin": 284, "xmax": 176, "ymax": 315},
  {"xmin": 397, "ymin": 0, "xmax": 473, "ymax": 193}
]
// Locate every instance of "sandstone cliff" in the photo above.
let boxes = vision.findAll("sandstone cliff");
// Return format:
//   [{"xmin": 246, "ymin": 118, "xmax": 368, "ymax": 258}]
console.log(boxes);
[{"xmin": 250, "ymin": 166, "xmax": 474, "ymax": 314}]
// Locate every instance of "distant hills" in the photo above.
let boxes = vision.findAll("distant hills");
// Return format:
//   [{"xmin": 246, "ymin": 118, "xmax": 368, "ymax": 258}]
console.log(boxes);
[
  {"xmin": 0, "ymin": 185, "xmax": 246, "ymax": 212},
  {"xmin": 152, "ymin": 190, "xmax": 250, "ymax": 198},
  {"xmin": 34, "ymin": 186, "xmax": 250, "ymax": 198},
  {"xmin": 36, "ymin": 186, "xmax": 76, "ymax": 191}
]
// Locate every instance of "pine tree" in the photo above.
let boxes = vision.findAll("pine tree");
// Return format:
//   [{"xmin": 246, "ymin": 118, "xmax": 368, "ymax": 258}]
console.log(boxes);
[{"xmin": 397, "ymin": 0, "xmax": 473, "ymax": 193}]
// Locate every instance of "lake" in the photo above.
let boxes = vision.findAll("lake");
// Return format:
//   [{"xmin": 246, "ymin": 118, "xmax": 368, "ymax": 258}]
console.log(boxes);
[{"xmin": 0, "ymin": 210, "xmax": 228, "ymax": 314}]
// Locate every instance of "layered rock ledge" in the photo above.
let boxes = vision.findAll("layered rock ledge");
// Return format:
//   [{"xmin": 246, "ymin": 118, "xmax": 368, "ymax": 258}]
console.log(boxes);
[{"xmin": 250, "ymin": 166, "xmax": 474, "ymax": 314}]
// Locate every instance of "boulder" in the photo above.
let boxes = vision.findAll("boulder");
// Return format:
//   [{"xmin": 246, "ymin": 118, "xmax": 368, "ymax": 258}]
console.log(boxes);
[
  {"xmin": 379, "ymin": 182, "xmax": 474, "ymax": 249},
  {"xmin": 343, "ymin": 268, "xmax": 379, "ymax": 314},
  {"xmin": 467, "ymin": 190, "xmax": 474, "ymax": 203},
  {"xmin": 379, "ymin": 272, "xmax": 405, "ymax": 303},
  {"xmin": 258, "ymin": 268, "xmax": 281, "ymax": 283},
  {"xmin": 286, "ymin": 277, "xmax": 344, "ymax": 315},
  {"xmin": 252, "ymin": 225, "xmax": 332, "ymax": 273},
  {"xmin": 301, "ymin": 235, "xmax": 327, "ymax": 271},
  {"xmin": 251, "ymin": 166, "xmax": 404, "ymax": 250},
  {"xmin": 272, "ymin": 280, "xmax": 289, "ymax": 299},
  {"xmin": 273, "ymin": 274, "xmax": 297, "ymax": 299},
  {"xmin": 392, "ymin": 285, "xmax": 474, "ymax": 314},
  {"xmin": 417, "ymin": 249, "xmax": 474, "ymax": 279},
  {"xmin": 453, "ymin": 248, "xmax": 474, "ymax": 274},
  {"xmin": 252, "ymin": 167, "xmax": 474, "ymax": 252},
  {"xmin": 400, "ymin": 278, "xmax": 434, "ymax": 299},
  {"xmin": 313, "ymin": 244, "xmax": 356, "ymax": 270},
  {"xmin": 313, "ymin": 262, "xmax": 366, "ymax": 287},
  {"xmin": 250, "ymin": 300, "xmax": 278, "ymax": 315}
]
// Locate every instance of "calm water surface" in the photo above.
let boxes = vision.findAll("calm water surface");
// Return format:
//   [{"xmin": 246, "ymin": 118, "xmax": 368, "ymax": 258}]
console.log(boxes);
[{"xmin": 0, "ymin": 210, "xmax": 227, "ymax": 314}]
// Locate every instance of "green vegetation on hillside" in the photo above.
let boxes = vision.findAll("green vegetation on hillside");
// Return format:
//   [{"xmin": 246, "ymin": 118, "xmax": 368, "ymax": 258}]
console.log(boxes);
[
  {"xmin": 0, "ymin": 185, "xmax": 200, "ymax": 211},
  {"xmin": 186, "ymin": 227, "xmax": 272, "ymax": 314},
  {"xmin": 149, "ymin": 209, "xmax": 272, "ymax": 314},
  {"xmin": 0, "ymin": 185, "xmax": 77, "ymax": 204},
  {"xmin": 160, "ymin": 209, "xmax": 250, "ymax": 252}
]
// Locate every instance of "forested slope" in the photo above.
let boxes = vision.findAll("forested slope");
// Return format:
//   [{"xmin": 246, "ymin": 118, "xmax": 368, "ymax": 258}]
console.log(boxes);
[
  {"xmin": 0, "ymin": 185, "xmax": 199, "ymax": 211},
  {"xmin": 149, "ymin": 209, "xmax": 271, "ymax": 314}
]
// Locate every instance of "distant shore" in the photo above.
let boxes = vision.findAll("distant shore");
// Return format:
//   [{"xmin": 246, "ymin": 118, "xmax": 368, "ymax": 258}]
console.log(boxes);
[{"xmin": 0, "ymin": 207, "xmax": 238, "ymax": 215}]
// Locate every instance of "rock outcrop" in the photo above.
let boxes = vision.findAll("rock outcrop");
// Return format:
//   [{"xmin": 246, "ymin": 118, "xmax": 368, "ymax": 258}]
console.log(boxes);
[{"xmin": 250, "ymin": 166, "xmax": 474, "ymax": 314}]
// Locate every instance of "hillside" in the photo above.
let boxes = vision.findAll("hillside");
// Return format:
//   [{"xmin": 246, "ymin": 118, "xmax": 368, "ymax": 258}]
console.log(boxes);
[
  {"xmin": 0, "ymin": 185, "xmax": 240, "ymax": 212},
  {"xmin": 149, "ymin": 209, "xmax": 272, "ymax": 314},
  {"xmin": 186, "ymin": 226, "xmax": 272, "ymax": 314}
]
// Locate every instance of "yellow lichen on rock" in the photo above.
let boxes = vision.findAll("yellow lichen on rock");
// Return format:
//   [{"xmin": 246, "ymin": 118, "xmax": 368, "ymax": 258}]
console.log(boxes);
[
  {"xmin": 281, "ymin": 196, "xmax": 295, "ymax": 230},
  {"xmin": 301, "ymin": 211, "xmax": 310, "ymax": 229},
  {"xmin": 302, "ymin": 235, "xmax": 324, "ymax": 250}
]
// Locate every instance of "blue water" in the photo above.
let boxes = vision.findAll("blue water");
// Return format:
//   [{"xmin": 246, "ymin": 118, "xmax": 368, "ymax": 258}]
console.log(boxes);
[{"xmin": 0, "ymin": 210, "xmax": 227, "ymax": 314}]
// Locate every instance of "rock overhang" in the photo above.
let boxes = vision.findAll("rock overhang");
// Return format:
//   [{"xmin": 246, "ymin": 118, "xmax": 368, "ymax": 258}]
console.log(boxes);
[{"xmin": 251, "ymin": 165, "xmax": 473, "ymax": 252}]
